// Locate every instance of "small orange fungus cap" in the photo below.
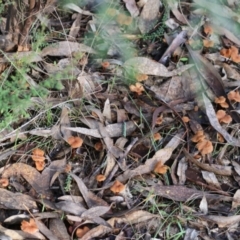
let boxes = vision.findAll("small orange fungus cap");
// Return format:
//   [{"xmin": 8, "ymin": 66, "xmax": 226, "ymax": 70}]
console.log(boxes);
[
  {"xmin": 216, "ymin": 110, "xmax": 232, "ymax": 124},
  {"xmin": 0, "ymin": 178, "xmax": 9, "ymax": 187},
  {"xmin": 67, "ymin": 136, "xmax": 83, "ymax": 148},
  {"xmin": 191, "ymin": 131, "xmax": 205, "ymax": 143},
  {"xmin": 101, "ymin": 61, "xmax": 110, "ymax": 68},
  {"xmin": 182, "ymin": 116, "xmax": 190, "ymax": 123},
  {"xmin": 96, "ymin": 174, "xmax": 106, "ymax": 182},
  {"xmin": 129, "ymin": 83, "xmax": 144, "ymax": 95},
  {"xmin": 228, "ymin": 91, "xmax": 240, "ymax": 102},
  {"xmin": 110, "ymin": 180, "xmax": 125, "ymax": 193},
  {"xmin": 76, "ymin": 226, "xmax": 90, "ymax": 238},
  {"xmin": 196, "ymin": 139, "xmax": 213, "ymax": 155},
  {"xmin": 31, "ymin": 148, "xmax": 45, "ymax": 162},
  {"xmin": 21, "ymin": 219, "xmax": 38, "ymax": 234},
  {"xmin": 136, "ymin": 73, "xmax": 148, "ymax": 82},
  {"xmin": 153, "ymin": 133, "xmax": 162, "ymax": 141},
  {"xmin": 35, "ymin": 161, "xmax": 45, "ymax": 171},
  {"xmin": 94, "ymin": 142, "xmax": 103, "ymax": 151},
  {"xmin": 214, "ymin": 96, "xmax": 229, "ymax": 108},
  {"xmin": 154, "ymin": 162, "xmax": 169, "ymax": 174}
]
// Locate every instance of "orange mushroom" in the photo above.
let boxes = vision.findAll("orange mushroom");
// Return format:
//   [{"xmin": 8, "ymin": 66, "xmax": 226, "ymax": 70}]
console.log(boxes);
[
  {"xmin": 220, "ymin": 46, "xmax": 240, "ymax": 63},
  {"xmin": 182, "ymin": 116, "xmax": 190, "ymax": 123},
  {"xmin": 96, "ymin": 174, "xmax": 106, "ymax": 182},
  {"xmin": 94, "ymin": 142, "xmax": 103, "ymax": 151},
  {"xmin": 0, "ymin": 178, "xmax": 9, "ymax": 187},
  {"xmin": 214, "ymin": 96, "xmax": 229, "ymax": 108},
  {"xmin": 110, "ymin": 180, "xmax": 125, "ymax": 194},
  {"xmin": 191, "ymin": 130, "xmax": 205, "ymax": 143},
  {"xmin": 129, "ymin": 83, "xmax": 144, "ymax": 95},
  {"xmin": 76, "ymin": 226, "xmax": 90, "ymax": 238},
  {"xmin": 67, "ymin": 136, "xmax": 83, "ymax": 148},
  {"xmin": 21, "ymin": 219, "xmax": 38, "ymax": 234},
  {"xmin": 203, "ymin": 23, "xmax": 213, "ymax": 35},
  {"xmin": 153, "ymin": 133, "xmax": 162, "ymax": 141},
  {"xmin": 228, "ymin": 91, "xmax": 240, "ymax": 102},
  {"xmin": 155, "ymin": 115, "xmax": 163, "ymax": 125},
  {"xmin": 35, "ymin": 161, "xmax": 45, "ymax": 171},
  {"xmin": 136, "ymin": 73, "xmax": 148, "ymax": 82},
  {"xmin": 101, "ymin": 61, "xmax": 110, "ymax": 69},
  {"xmin": 196, "ymin": 139, "xmax": 213, "ymax": 155},
  {"xmin": 216, "ymin": 110, "xmax": 232, "ymax": 124},
  {"xmin": 31, "ymin": 148, "xmax": 45, "ymax": 162},
  {"xmin": 154, "ymin": 162, "xmax": 169, "ymax": 174}
]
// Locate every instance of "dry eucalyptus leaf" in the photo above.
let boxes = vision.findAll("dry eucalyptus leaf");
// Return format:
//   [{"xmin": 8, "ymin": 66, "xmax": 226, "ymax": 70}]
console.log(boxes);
[
  {"xmin": 232, "ymin": 190, "xmax": 240, "ymax": 209},
  {"xmin": 201, "ymin": 171, "xmax": 221, "ymax": 189},
  {"xmin": 81, "ymin": 210, "xmax": 157, "ymax": 240},
  {"xmin": 64, "ymin": 3, "xmax": 94, "ymax": 16},
  {"xmin": 35, "ymin": 219, "xmax": 60, "ymax": 240},
  {"xmin": 49, "ymin": 219, "xmax": 70, "ymax": 240},
  {"xmin": 199, "ymin": 195, "xmax": 208, "ymax": 215},
  {"xmin": 70, "ymin": 173, "xmax": 109, "ymax": 208},
  {"xmin": 138, "ymin": 0, "xmax": 160, "ymax": 33},
  {"xmin": 167, "ymin": 0, "xmax": 187, "ymax": 24},
  {"xmin": 202, "ymin": 215, "xmax": 240, "ymax": 228},
  {"xmin": 232, "ymin": 160, "xmax": 240, "ymax": 176},
  {"xmin": 0, "ymin": 188, "xmax": 37, "ymax": 210},
  {"xmin": 41, "ymin": 41, "xmax": 95, "ymax": 57},
  {"xmin": 124, "ymin": 57, "xmax": 193, "ymax": 77},
  {"xmin": 177, "ymin": 157, "xmax": 188, "ymax": 185},
  {"xmin": 0, "ymin": 52, "xmax": 42, "ymax": 63},
  {"xmin": 123, "ymin": 0, "xmax": 140, "ymax": 17},
  {"xmin": 64, "ymin": 121, "xmax": 136, "ymax": 138},
  {"xmin": 0, "ymin": 225, "xmax": 45, "ymax": 240},
  {"xmin": 55, "ymin": 201, "xmax": 86, "ymax": 215}
]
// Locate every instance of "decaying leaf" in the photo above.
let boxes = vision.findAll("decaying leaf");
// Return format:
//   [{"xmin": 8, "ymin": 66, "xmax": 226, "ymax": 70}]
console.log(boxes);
[
  {"xmin": 41, "ymin": 41, "xmax": 95, "ymax": 57},
  {"xmin": 0, "ymin": 188, "xmax": 37, "ymax": 210},
  {"xmin": 124, "ymin": 57, "xmax": 193, "ymax": 77},
  {"xmin": 138, "ymin": 0, "xmax": 160, "ymax": 34},
  {"xmin": 49, "ymin": 218, "xmax": 70, "ymax": 240},
  {"xmin": 201, "ymin": 215, "xmax": 240, "ymax": 228},
  {"xmin": 81, "ymin": 210, "xmax": 157, "ymax": 240}
]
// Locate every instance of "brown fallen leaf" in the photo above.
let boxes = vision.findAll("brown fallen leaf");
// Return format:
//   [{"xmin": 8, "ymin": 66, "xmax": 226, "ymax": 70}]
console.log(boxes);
[
  {"xmin": 81, "ymin": 210, "xmax": 157, "ymax": 240},
  {"xmin": 49, "ymin": 218, "xmax": 70, "ymax": 240},
  {"xmin": 201, "ymin": 215, "xmax": 240, "ymax": 228},
  {"xmin": 41, "ymin": 41, "xmax": 95, "ymax": 57}
]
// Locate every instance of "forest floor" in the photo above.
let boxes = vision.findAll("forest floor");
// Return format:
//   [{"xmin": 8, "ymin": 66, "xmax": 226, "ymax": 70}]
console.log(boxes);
[{"xmin": 1, "ymin": 0, "xmax": 240, "ymax": 239}]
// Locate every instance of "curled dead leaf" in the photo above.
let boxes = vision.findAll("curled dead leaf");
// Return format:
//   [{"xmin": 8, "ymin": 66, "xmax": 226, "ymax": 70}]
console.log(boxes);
[
  {"xmin": 110, "ymin": 180, "xmax": 125, "ymax": 193},
  {"xmin": 196, "ymin": 140, "xmax": 213, "ymax": 155},
  {"xmin": 67, "ymin": 136, "xmax": 83, "ymax": 148},
  {"xmin": 21, "ymin": 219, "xmax": 38, "ymax": 234},
  {"xmin": 129, "ymin": 83, "xmax": 144, "ymax": 95},
  {"xmin": 216, "ymin": 110, "xmax": 232, "ymax": 124},
  {"xmin": 228, "ymin": 90, "xmax": 240, "ymax": 102},
  {"xmin": 214, "ymin": 96, "xmax": 229, "ymax": 108}
]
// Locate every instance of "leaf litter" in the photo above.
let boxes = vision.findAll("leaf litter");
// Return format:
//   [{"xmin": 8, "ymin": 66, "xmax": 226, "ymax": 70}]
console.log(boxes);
[{"xmin": 1, "ymin": 0, "xmax": 240, "ymax": 239}]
